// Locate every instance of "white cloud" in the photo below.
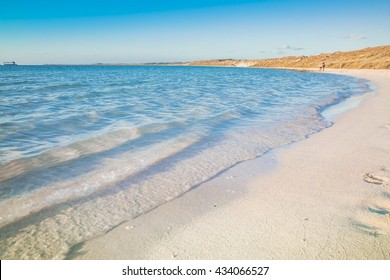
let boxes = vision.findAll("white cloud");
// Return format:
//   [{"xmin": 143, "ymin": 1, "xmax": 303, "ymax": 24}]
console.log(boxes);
[
  {"xmin": 277, "ymin": 45, "xmax": 304, "ymax": 51},
  {"xmin": 343, "ymin": 34, "xmax": 367, "ymax": 40}
]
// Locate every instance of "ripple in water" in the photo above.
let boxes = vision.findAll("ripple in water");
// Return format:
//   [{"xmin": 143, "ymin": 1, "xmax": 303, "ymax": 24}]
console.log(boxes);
[{"xmin": 0, "ymin": 66, "xmax": 370, "ymax": 259}]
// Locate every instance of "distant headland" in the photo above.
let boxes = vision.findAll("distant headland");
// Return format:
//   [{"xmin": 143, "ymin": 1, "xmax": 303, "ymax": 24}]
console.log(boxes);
[{"xmin": 189, "ymin": 45, "xmax": 390, "ymax": 69}]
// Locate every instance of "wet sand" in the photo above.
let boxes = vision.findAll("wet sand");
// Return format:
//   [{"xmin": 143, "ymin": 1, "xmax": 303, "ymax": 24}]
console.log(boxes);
[{"xmin": 73, "ymin": 69, "xmax": 390, "ymax": 260}]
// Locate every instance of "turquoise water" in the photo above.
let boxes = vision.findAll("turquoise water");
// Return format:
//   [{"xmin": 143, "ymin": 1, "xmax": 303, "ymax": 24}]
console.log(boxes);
[{"xmin": 0, "ymin": 66, "xmax": 369, "ymax": 259}]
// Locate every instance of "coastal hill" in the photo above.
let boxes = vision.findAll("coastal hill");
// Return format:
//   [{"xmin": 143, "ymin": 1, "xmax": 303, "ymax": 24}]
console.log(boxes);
[{"xmin": 189, "ymin": 45, "xmax": 390, "ymax": 69}]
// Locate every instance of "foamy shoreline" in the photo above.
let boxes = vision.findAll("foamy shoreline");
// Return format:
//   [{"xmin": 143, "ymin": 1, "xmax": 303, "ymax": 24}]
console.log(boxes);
[{"xmin": 74, "ymin": 69, "xmax": 390, "ymax": 260}]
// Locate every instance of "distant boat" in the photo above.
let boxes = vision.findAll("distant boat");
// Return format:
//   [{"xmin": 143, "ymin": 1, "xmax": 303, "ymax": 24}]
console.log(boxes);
[{"xmin": 3, "ymin": 61, "xmax": 17, "ymax": 66}]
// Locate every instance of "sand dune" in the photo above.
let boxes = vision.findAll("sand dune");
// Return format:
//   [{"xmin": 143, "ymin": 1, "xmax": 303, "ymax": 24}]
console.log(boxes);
[{"xmin": 190, "ymin": 45, "xmax": 390, "ymax": 69}]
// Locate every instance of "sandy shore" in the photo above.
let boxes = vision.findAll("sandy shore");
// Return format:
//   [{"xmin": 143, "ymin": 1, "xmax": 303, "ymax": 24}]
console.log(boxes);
[{"xmin": 73, "ymin": 69, "xmax": 390, "ymax": 260}]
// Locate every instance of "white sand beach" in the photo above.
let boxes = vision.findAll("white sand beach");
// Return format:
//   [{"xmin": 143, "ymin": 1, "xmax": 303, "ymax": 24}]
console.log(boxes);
[{"xmin": 74, "ymin": 69, "xmax": 390, "ymax": 260}]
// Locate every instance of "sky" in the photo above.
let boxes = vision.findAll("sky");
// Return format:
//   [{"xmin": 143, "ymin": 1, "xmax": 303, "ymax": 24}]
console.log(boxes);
[{"xmin": 1, "ymin": 0, "xmax": 389, "ymax": 64}]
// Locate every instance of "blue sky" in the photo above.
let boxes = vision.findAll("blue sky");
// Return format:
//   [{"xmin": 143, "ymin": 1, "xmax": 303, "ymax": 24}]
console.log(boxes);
[{"xmin": 1, "ymin": 0, "xmax": 389, "ymax": 64}]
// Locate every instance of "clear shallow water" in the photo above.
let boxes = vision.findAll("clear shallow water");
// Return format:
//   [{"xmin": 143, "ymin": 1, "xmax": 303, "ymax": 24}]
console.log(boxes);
[{"xmin": 0, "ymin": 66, "xmax": 370, "ymax": 259}]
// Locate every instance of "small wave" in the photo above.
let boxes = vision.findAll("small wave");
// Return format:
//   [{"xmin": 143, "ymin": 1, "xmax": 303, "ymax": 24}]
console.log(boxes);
[
  {"xmin": 0, "ymin": 132, "xmax": 202, "ymax": 228},
  {"xmin": 0, "ymin": 125, "xmax": 141, "ymax": 183},
  {"xmin": 44, "ymin": 84, "xmax": 86, "ymax": 91}
]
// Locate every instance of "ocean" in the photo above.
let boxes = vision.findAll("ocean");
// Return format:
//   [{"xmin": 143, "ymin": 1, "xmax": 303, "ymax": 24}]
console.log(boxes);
[{"xmin": 0, "ymin": 65, "xmax": 370, "ymax": 259}]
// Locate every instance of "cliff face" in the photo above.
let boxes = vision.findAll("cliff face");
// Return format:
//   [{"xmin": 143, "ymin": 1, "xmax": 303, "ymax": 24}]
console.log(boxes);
[{"xmin": 190, "ymin": 45, "xmax": 390, "ymax": 69}]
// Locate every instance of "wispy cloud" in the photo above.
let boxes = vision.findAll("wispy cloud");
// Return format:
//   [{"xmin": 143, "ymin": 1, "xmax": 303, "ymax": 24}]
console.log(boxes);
[
  {"xmin": 343, "ymin": 34, "xmax": 367, "ymax": 40},
  {"xmin": 277, "ymin": 45, "xmax": 304, "ymax": 51}
]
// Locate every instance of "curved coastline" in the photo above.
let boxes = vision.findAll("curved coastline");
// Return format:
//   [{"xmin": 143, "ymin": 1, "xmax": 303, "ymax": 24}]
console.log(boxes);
[
  {"xmin": 0, "ymin": 68, "xmax": 388, "ymax": 260},
  {"xmin": 74, "ymin": 69, "xmax": 390, "ymax": 259}
]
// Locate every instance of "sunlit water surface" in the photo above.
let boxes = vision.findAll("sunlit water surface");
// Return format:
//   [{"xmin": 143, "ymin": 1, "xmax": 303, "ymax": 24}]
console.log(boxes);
[{"xmin": 0, "ymin": 66, "xmax": 370, "ymax": 259}]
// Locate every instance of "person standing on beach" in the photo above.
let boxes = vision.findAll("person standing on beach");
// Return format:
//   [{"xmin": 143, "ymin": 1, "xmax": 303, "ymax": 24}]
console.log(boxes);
[{"xmin": 321, "ymin": 62, "xmax": 325, "ymax": 71}]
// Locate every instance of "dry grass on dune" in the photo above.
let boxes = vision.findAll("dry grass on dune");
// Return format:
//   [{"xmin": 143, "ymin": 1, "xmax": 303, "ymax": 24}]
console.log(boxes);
[{"xmin": 190, "ymin": 45, "xmax": 390, "ymax": 69}]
